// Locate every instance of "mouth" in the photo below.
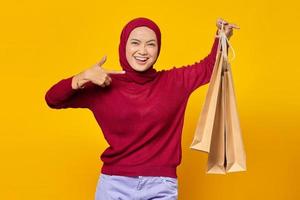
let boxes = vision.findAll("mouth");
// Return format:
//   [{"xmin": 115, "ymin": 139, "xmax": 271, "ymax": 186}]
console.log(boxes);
[{"xmin": 134, "ymin": 56, "xmax": 149, "ymax": 64}]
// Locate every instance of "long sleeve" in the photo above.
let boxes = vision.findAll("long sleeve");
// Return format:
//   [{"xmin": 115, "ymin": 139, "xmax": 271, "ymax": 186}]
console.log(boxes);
[
  {"xmin": 45, "ymin": 75, "xmax": 94, "ymax": 109},
  {"xmin": 167, "ymin": 36, "xmax": 219, "ymax": 96}
]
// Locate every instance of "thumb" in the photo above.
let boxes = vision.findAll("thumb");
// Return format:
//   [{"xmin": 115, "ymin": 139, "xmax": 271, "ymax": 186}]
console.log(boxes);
[
  {"xmin": 97, "ymin": 55, "xmax": 107, "ymax": 67},
  {"xmin": 228, "ymin": 23, "xmax": 240, "ymax": 29}
]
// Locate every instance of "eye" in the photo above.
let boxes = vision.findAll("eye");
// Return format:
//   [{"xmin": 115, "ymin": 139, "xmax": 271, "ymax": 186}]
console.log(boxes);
[
  {"xmin": 148, "ymin": 43, "xmax": 156, "ymax": 46},
  {"xmin": 131, "ymin": 41, "xmax": 139, "ymax": 45}
]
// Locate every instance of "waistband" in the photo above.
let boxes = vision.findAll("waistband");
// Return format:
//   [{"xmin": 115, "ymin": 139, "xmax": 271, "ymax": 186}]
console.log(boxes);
[{"xmin": 101, "ymin": 163, "xmax": 177, "ymax": 178}]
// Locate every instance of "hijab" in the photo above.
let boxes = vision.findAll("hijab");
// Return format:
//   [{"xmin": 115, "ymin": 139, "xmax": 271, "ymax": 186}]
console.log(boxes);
[{"xmin": 110, "ymin": 17, "xmax": 161, "ymax": 85}]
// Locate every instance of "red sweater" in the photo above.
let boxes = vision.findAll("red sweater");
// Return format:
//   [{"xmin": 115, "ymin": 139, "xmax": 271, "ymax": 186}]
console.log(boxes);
[{"xmin": 45, "ymin": 37, "xmax": 219, "ymax": 178}]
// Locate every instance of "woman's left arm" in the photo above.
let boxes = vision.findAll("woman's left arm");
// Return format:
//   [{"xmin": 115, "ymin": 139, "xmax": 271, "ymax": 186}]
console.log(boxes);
[
  {"xmin": 169, "ymin": 34, "xmax": 219, "ymax": 96},
  {"xmin": 167, "ymin": 18, "xmax": 239, "ymax": 96}
]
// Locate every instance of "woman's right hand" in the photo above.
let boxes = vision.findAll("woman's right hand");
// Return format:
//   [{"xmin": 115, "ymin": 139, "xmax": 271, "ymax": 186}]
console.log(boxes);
[{"xmin": 72, "ymin": 55, "xmax": 126, "ymax": 89}]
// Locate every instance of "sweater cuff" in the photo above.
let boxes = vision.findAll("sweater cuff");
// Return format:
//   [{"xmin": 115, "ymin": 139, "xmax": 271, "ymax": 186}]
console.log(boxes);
[
  {"xmin": 62, "ymin": 75, "xmax": 78, "ymax": 94},
  {"xmin": 215, "ymin": 29, "xmax": 220, "ymax": 38},
  {"xmin": 211, "ymin": 36, "xmax": 219, "ymax": 54}
]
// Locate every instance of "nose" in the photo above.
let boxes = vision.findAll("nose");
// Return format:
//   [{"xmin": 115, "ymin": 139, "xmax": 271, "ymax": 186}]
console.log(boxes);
[{"xmin": 138, "ymin": 45, "xmax": 148, "ymax": 55}]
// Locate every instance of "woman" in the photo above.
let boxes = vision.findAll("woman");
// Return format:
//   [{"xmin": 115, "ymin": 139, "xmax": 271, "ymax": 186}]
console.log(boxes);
[{"xmin": 45, "ymin": 17, "xmax": 238, "ymax": 200}]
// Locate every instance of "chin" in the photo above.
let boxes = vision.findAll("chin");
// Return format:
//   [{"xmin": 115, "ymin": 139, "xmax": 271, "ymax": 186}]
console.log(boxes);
[
  {"xmin": 132, "ymin": 66, "xmax": 151, "ymax": 72},
  {"xmin": 130, "ymin": 61, "xmax": 154, "ymax": 72}
]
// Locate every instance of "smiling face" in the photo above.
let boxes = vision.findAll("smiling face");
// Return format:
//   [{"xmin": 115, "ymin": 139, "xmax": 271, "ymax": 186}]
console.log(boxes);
[{"xmin": 125, "ymin": 26, "xmax": 158, "ymax": 72}]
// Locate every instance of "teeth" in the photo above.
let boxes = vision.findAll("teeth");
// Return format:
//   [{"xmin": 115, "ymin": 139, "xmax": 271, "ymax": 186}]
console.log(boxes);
[{"xmin": 134, "ymin": 56, "xmax": 148, "ymax": 61}]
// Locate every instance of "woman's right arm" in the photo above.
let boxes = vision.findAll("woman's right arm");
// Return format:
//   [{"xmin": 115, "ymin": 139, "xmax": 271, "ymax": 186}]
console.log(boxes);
[
  {"xmin": 45, "ymin": 73, "xmax": 93, "ymax": 109},
  {"xmin": 44, "ymin": 55, "xmax": 125, "ymax": 109}
]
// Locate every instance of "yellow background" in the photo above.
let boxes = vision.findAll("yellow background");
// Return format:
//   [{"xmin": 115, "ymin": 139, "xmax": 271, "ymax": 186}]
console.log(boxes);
[{"xmin": 1, "ymin": 0, "xmax": 299, "ymax": 199}]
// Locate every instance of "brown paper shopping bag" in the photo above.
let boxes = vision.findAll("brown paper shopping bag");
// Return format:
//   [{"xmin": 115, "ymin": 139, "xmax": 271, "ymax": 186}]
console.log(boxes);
[
  {"xmin": 223, "ymin": 63, "xmax": 247, "ymax": 173},
  {"xmin": 189, "ymin": 40, "xmax": 223, "ymax": 153},
  {"xmin": 206, "ymin": 65, "xmax": 226, "ymax": 174},
  {"xmin": 207, "ymin": 62, "xmax": 246, "ymax": 174},
  {"xmin": 190, "ymin": 26, "xmax": 246, "ymax": 174}
]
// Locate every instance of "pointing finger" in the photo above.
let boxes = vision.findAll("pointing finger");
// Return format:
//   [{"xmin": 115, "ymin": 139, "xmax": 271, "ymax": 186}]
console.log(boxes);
[{"xmin": 104, "ymin": 69, "xmax": 126, "ymax": 74}]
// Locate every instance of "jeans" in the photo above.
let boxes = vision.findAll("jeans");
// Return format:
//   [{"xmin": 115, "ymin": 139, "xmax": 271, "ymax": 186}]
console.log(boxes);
[{"xmin": 95, "ymin": 173, "xmax": 178, "ymax": 200}]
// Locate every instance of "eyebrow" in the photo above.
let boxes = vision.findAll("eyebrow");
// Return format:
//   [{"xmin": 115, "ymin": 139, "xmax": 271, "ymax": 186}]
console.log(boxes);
[{"xmin": 130, "ymin": 39, "xmax": 156, "ymax": 43}]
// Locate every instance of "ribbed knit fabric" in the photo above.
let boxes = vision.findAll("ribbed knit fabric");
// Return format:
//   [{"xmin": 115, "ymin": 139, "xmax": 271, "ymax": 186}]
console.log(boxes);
[{"xmin": 45, "ymin": 36, "xmax": 219, "ymax": 178}]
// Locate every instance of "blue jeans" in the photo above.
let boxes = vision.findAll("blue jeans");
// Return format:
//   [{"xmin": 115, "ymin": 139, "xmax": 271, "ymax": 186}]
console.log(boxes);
[{"xmin": 95, "ymin": 173, "xmax": 178, "ymax": 200}]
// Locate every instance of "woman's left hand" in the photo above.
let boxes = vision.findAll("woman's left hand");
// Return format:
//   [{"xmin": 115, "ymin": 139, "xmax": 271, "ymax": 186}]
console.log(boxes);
[{"xmin": 216, "ymin": 18, "xmax": 240, "ymax": 40}]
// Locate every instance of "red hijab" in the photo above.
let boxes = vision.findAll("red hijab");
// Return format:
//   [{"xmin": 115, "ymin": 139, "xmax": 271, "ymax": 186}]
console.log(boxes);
[{"xmin": 110, "ymin": 17, "xmax": 161, "ymax": 85}]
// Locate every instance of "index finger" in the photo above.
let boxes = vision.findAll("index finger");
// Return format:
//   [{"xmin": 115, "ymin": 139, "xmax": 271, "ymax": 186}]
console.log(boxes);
[{"xmin": 104, "ymin": 69, "xmax": 126, "ymax": 74}]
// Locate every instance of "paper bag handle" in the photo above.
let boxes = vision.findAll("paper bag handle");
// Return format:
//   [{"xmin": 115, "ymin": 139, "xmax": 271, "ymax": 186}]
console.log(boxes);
[{"xmin": 217, "ymin": 22, "xmax": 236, "ymax": 62}]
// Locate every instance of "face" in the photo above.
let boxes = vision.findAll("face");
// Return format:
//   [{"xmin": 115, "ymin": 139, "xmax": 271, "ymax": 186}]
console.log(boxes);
[{"xmin": 126, "ymin": 26, "xmax": 158, "ymax": 72}]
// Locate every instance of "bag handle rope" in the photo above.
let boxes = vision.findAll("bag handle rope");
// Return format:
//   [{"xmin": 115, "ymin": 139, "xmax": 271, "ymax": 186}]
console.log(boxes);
[{"xmin": 217, "ymin": 22, "xmax": 236, "ymax": 62}]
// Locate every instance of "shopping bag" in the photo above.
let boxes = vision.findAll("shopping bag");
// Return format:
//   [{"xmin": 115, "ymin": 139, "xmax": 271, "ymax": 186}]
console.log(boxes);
[
  {"xmin": 206, "ymin": 66, "xmax": 226, "ymax": 174},
  {"xmin": 190, "ymin": 25, "xmax": 246, "ymax": 174},
  {"xmin": 189, "ymin": 38, "xmax": 224, "ymax": 153},
  {"xmin": 223, "ymin": 62, "xmax": 246, "ymax": 173}
]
